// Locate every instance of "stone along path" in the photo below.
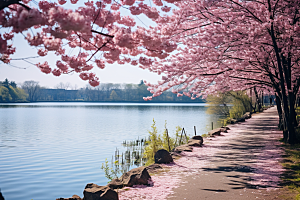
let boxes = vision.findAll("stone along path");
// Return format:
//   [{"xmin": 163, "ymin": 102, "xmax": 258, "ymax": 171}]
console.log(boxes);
[
  {"xmin": 119, "ymin": 107, "xmax": 285, "ymax": 200},
  {"xmin": 168, "ymin": 107, "xmax": 285, "ymax": 200}
]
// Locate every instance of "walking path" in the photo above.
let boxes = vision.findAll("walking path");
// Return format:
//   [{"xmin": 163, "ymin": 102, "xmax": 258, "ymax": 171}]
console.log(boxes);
[{"xmin": 119, "ymin": 107, "xmax": 285, "ymax": 200}]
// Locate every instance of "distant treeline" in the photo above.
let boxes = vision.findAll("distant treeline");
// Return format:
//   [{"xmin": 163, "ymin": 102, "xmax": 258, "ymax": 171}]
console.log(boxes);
[{"xmin": 0, "ymin": 79, "xmax": 205, "ymax": 103}]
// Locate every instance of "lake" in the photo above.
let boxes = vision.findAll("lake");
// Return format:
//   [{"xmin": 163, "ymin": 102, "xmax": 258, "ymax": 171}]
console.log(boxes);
[{"xmin": 0, "ymin": 102, "xmax": 223, "ymax": 200}]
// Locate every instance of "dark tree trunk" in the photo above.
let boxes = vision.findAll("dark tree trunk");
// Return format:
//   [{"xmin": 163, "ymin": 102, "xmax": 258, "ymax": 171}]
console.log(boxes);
[
  {"xmin": 288, "ymin": 92, "xmax": 298, "ymax": 144},
  {"xmin": 254, "ymin": 87, "xmax": 261, "ymax": 112},
  {"xmin": 276, "ymin": 95, "xmax": 284, "ymax": 131}
]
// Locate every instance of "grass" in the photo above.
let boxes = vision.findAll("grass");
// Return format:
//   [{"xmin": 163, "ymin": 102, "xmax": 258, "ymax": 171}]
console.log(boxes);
[{"xmin": 280, "ymin": 143, "xmax": 300, "ymax": 199}]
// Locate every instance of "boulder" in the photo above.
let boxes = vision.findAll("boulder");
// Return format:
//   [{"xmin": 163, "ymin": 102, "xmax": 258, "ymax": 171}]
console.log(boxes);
[
  {"xmin": 208, "ymin": 128, "xmax": 222, "ymax": 137},
  {"xmin": 221, "ymin": 126, "xmax": 230, "ymax": 130},
  {"xmin": 174, "ymin": 144, "xmax": 193, "ymax": 153},
  {"xmin": 243, "ymin": 112, "xmax": 251, "ymax": 119},
  {"xmin": 56, "ymin": 195, "xmax": 82, "ymax": 200},
  {"xmin": 236, "ymin": 117, "xmax": 246, "ymax": 122},
  {"xmin": 219, "ymin": 128, "xmax": 228, "ymax": 133},
  {"xmin": 108, "ymin": 166, "xmax": 151, "ymax": 188},
  {"xmin": 120, "ymin": 166, "xmax": 151, "ymax": 187},
  {"xmin": 229, "ymin": 119, "xmax": 237, "ymax": 124},
  {"xmin": 192, "ymin": 135, "xmax": 204, "ymax": 144},
  {"xmin": 187, "ymin": 139, "xmax": 202, "ymax": 147},
  {"xmin": 107, "ymin": 178, "xmax": 124, "ymax": 189},
  {"xmin": 154, "ymin": 149, "xmax": 173, "ymax": 164},
  {"xmin": 170, "ymin": 151, "xmax": 181, "ymax": 159},
  {"xmin": 146, "ymin": 163, "xmax": 163, "ymax": 174},
  {"xmin": 84, "ymin": 184, "xmax": 118, "ymax": 200},
  {"xmin": 108, "ymin": 166, "xmax": 151, "ymax": 189}
]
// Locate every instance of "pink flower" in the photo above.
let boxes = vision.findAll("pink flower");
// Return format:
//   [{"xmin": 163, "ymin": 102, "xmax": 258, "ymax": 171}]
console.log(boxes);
[
  {"xmin": 79, "ymin": 72, "xmax": 89, "ymax": 80},
  {"xmin": 37, "ymin": 48, "xmax": 48, "ymax": 56},
  {"xmin": 111, "ymin": 3, "xmax": 121, "ymax": 10},
  {"xmin": 52, "ymin": 69, "xmax": 62, "ymax": 76},
  {"xmin": 95, "ymin": 59, "xmax": 105, "ymax": 69},
  {"xmin": 58, "ymin": 0, "xmax": 67, "ymax": 5},
  {"xmin": 36, "ymin": 61, "xmax": 51, "ymax": 74},
  {"xmin": 161, "ymin": 6, "xmax": 171, "ymax": 12},
  {"xmin": 56, "ymin": 61, "xmax": 69, "ymax": 72},
  {"xmin": 121, "ymin": 0, "xmax": 135, "ymax": 6},
  {"xmin": 70, "ymin": 0, "xmax": 78, "ymax": 4}
]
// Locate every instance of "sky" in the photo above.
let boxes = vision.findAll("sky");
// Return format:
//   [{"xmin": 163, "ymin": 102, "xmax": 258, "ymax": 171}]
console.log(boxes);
[{"xmin": 0, "ymin": 1, "xmax": 164, "ymax": 89}]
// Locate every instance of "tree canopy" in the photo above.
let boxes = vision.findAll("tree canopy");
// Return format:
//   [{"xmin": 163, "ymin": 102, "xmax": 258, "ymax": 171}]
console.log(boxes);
[{"xmin": 0, "ymin": 78, "xmax": 27, "ymax": 102}]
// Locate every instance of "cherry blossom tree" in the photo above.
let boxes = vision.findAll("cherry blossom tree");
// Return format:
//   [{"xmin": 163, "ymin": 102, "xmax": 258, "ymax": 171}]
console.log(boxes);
[
  {"xmin": 0, "ymin": 0, "xmax": 176, "ymax": 86},
  {"xmin": 139, "ymin": 0, "xmax": 300, "ymax": 144}
]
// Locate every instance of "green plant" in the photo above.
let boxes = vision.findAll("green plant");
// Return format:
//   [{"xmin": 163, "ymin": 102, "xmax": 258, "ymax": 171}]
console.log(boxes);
[
  {"xmin": 100, "ymin": 158, "xmax": 120, "ymax": 182},
  {"xmin": 144, "ymin": 119, "xmax": 163, "ymax": 165},
  {"xmin": 143, "ymin": 120, "xmax": 188, "ymax": 165}
]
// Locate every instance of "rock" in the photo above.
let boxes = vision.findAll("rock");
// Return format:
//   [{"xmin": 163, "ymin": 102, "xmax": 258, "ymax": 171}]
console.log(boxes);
[
  {"xmin": 108, "ymin": 166, "xmax": 151, "ymax": 189},
  {"xmin": 84, "ymin": 183, "xmax": 118, "ymax": 200},
  {"xmin": 208, "ymin": 128, "xmax": 222, "ymax": 137},
  {"xmin": 187, "ymin": 139, "xmax": 202, "ymax": 147},
  {"xmin": 219, "ymin": 128, "xmax": 228, "ymax": 133},
  {"xmin": 174, "ymin": 144, "xmax": 193, "ymax": 153},
  {"xmin": 229, "ymin": 118, "xmax": 237, "ymax": 124},
  {"xmin": 154, "ymin": 149, "xmax": 173, "ymax": 164},
  {"xmin": 170, "ymin": 151, "xmax": 181, "ymax": 159},
  {"xmin": 236, "ymin": 117, "xmax": 246, "ymax": 122},
  {"xmin": 56, "ymin": 195, "xmax": 82, "ymax": 200},
  {"xmin": 146, "ymin": 163, "xmax": 163, "ymax": 174},
  {"xmin": 107, "ymin": 178, "xmax": 124, "ymax": 189},
  {"xmin": 120, "ymin": 166, "xmax": 151, "ymax": 187},
  {"xmin": 243, "ymin": 112, "xmax": 251, "ymax": 119},
  {"xmin": 221, "ymin": 126, "xmax": 230, "ymax": 130},
  {"xmin": 192, "ymin": 135, "xmax": 204, "ymax": 143},
  {"xmin": 0, "ymin": 191, "xmax": 4, "ymax": 200}
]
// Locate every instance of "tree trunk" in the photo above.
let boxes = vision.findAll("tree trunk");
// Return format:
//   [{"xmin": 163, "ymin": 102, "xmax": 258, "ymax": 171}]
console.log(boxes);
[
  {"xmin": 288, "ymin": 92, "xmax": 298, "ymax": 144},
  {"xmin": 275, "ymin": 95, "xmax": 284, "ymax": 131},
  {"xmin": 254, "ymin": 87, "xmax": 261, "ymax": 112}
]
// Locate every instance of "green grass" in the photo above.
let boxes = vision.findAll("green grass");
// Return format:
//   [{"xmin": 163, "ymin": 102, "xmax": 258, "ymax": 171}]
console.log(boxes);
[{"xmin": 280, "ymin": 143, "xmax": 300, "ymax": 199}]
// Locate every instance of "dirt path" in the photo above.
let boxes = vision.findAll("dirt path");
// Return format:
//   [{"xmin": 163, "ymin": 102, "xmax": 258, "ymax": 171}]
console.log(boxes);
[{"xmin": 167, "ymin": 107, "xmax": 285, "ymax": 200}]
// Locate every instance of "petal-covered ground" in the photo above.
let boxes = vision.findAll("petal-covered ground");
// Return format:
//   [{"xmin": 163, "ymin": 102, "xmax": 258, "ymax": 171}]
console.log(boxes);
[{"xmin": 119, "ymin": 107, "xmax": 284, "ymax": 200}]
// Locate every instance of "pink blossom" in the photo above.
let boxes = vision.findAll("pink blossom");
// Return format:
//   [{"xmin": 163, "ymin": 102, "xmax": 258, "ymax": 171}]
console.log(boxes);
[
  {"xmin": 56, "ymin": 61, "xmax": 69, "ymax": 72},
  {"xmin": 161, "ymin": 6, "xmax": 171, "ymax": 12},
  {"xmin": 0, "ymin": 36, "xmax": 8, "ymax": 54},
  {"xmin": 131, "ymin": 60, "xmax": 138, "ymax": 65},
  {"xmin": 37, "ymin": 48, "xmax": 48, "ymax": 56},
  {"xmin": 153, "ymin": 0, "xmax": 163, "ymax": 6},
  {"xmin": 95, "ymin": 59, "xmax": 105, "ymax": 69},
  {"xmin": 118, "ymin": 16, "xmax": 136, "ymax": 27},
  {"xmin": 130, "ymin": 6, "xmax": 143, "ymax": 15},
  {"xmin": 3, "ymin": 32, "xmax": 14, "ymax": 40},
  {"xmin": 111, "ymin": 3, "xmax": 121, "ymax": 10},
  {"xmin": 139, "ymin": 57, "xmax": 153, "ymax": 66},
  {"xmin": 70, "ymin": 0, "xmax": 78, "ymax": 4},
  {"xmin": 52, "ymin": 69, "xmax": 62, "ymax": 76},
  {"xmin": 58, "ymin": 0, "xmax": 67, "ymax": 5},
  {"xmin": 121, "ymin": 0, "xmax": 135, "ymax": 6},
  {"xmin": 36, "ymin": 61, "xmax": 51, "ymax": 74},
  {"xmin": 79, "ymin": 72, "xmax": 89, "ymax": 80}
]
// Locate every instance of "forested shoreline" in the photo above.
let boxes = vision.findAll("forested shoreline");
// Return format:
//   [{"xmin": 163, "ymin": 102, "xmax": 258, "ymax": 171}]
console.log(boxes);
[{"xmin": 0, "ymin": 79, "xmax": 205, "ymax": 103}]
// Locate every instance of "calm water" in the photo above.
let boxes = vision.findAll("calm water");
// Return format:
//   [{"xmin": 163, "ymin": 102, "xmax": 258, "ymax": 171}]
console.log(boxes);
[{"xmin": 0, "ymin": 102, "xmax": 222, "ymax": 200}]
